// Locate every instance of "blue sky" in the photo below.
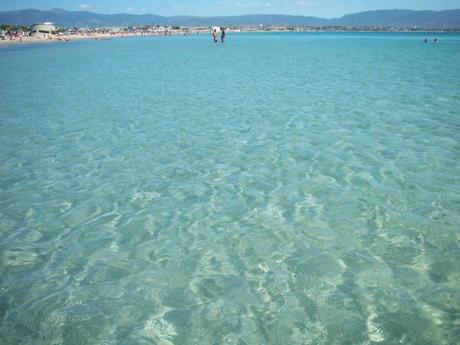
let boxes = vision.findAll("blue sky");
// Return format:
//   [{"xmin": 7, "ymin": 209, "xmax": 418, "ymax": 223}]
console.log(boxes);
[{"xmin": 1, "ymin": 1, "xmax": 459, "ymax": 17}]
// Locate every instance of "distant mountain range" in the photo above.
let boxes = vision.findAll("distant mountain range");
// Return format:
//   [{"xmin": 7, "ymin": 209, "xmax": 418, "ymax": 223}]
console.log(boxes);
[{"xmin": 1, "ymin": 8, "xmax": 459, "ymax": 28}]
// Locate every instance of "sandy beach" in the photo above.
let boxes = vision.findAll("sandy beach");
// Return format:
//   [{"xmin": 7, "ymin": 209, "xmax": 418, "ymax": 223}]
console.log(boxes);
[{"xmin": 0, "ymin": 32, "xmax": 180, "ymax": 47}]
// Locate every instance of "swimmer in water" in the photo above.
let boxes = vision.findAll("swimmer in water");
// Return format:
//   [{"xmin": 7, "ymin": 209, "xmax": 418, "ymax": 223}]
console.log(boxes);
[
  {"xmin": 212, "ymin": 29, "xmax": 218, "ymax": 43},
  {"xmin": 221, "ymin": 28, "xmax": 226, "ymax": 43}
]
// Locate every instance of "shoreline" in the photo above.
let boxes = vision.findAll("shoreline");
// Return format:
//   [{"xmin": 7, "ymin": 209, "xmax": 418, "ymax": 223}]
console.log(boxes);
[
  {"xmin": 0, "ymin": 30, "xmax": 451, "ymax": 48},
  {"xmin": 0, "ymin": 32, "xmax": 187, "ymax": 47}
]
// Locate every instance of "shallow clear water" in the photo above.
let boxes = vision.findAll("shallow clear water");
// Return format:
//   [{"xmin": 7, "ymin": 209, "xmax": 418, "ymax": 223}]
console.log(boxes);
[{"xmin": 0, "ymin": 32, "xmax": 459, "ymax": 344}]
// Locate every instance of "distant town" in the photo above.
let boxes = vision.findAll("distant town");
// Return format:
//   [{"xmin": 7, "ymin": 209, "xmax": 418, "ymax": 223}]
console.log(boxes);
[{"xmin": 1, "ymin": 22, "xmax": 459, "ymax": 43}]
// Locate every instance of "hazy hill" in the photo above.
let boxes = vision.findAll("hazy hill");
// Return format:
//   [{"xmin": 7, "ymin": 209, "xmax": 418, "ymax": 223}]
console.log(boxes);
[
  {"xmin": 0, "ymin": 8, "xmax": 459, "ymax": 28},
  {"xmin": 336, "ymin": 9, "xmax": 460, "ymax": 27}
]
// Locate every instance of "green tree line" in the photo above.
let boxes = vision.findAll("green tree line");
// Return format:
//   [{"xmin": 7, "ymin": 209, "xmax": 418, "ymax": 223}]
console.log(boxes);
[{"xmin": 0, "ymin": 24, "xmax": 30, "ymax": 31}]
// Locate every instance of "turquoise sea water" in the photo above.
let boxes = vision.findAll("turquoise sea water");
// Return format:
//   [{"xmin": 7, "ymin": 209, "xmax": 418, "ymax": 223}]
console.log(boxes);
[{"xmin": 0, "ymin": 32, "xmax": 459, "ymax": 344}]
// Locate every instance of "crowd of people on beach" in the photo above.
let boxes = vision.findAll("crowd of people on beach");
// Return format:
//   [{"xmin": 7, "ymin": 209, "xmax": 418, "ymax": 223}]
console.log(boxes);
[
  {"xmin": 0, "ymin": 28, "xmax": 26, "ymax": 41},
  {"xmin": 1, "ymin": 25, "xmax": 230, "ymax": 45}
]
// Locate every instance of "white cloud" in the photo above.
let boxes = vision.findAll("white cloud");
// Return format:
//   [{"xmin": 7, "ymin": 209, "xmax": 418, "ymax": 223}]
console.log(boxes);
[
  {"xmin": 126, "ymin": 8, "xmax": 148, "ymax": 14},
  {"xmin": 215, "ymin": 1, "xmax": 272, "ymax": 10},
  {"xmin": 78, "ymin": 4, "xmax": 91, "ymax": 11},
  {"xmin": 296, "ymin": 1, "xmax": 315, "ymax": 7}
]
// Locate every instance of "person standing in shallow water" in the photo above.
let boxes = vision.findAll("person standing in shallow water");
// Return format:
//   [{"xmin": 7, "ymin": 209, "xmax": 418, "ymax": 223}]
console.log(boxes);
[
  {"xmin": 221, "ymin": 28, "xmax": 226, "ymax": 43},
  {"xmin": 212, "ymin": 29, "xmax": 218, "ymax": 43}
]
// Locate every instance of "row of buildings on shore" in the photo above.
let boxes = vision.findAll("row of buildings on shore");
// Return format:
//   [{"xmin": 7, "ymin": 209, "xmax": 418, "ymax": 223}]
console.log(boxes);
[
  {"xmin": 1, "ymin": 23, "xmax": 210, "ymax": 40},
  {"xmin": 2, "ymin": 21, "xmax": 459, "ymax": 40}
]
